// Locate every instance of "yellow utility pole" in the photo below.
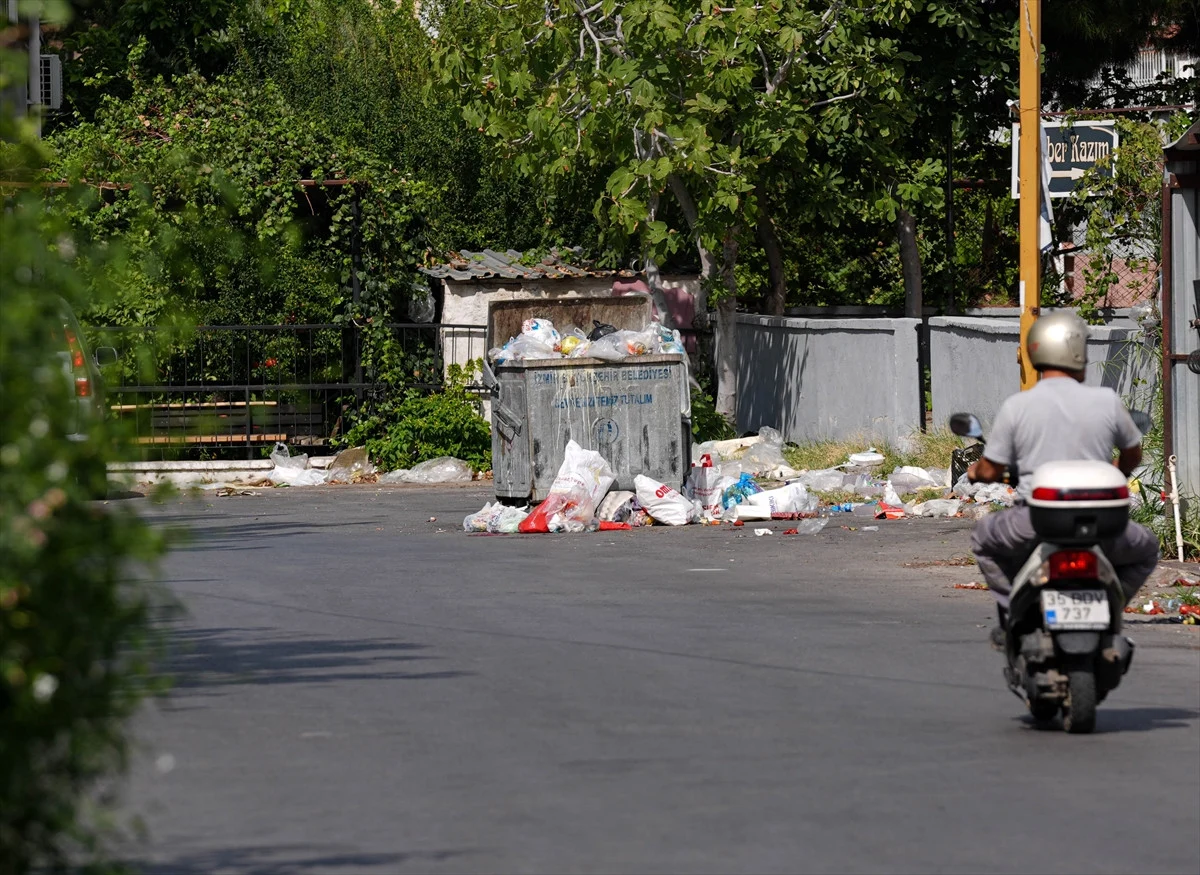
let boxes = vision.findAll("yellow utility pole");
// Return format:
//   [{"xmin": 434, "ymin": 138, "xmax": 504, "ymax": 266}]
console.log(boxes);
[{"xmin": 1017, "ymin": 0, "xmax": 1041, "ymax": 390}]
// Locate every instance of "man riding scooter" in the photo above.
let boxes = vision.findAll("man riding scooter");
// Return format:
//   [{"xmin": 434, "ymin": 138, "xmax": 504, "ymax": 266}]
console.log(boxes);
[{"xmin": 966, "ymin": 311, "xmax": 1160, "ymax": 648}]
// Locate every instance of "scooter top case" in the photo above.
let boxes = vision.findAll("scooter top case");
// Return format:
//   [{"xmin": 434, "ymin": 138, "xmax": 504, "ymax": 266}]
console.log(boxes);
[{"xmin": 1026, "ymin": 460, "xmax": 1131, "ymax": 546}]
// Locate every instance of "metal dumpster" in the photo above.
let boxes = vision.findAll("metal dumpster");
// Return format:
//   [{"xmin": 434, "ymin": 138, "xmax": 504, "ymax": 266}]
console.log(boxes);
[{"xmin": 484, "ymin": 297, "xmax": 691, "ymax": 502}]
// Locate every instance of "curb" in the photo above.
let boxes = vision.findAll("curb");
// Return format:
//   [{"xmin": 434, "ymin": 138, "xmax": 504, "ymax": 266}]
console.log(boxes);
[{"xmin": 107, "ymin": 458, "xmax": 332, "ymax": 487}]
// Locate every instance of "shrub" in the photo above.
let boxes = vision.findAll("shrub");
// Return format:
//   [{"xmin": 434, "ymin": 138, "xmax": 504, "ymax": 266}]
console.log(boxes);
[
  {"xmin": 341, "ymin": 362, "xmax": 492, "ymax": 472},
  {"xmin": 0, "ymin": 197, "xmax": 167, "ymax": 871}
]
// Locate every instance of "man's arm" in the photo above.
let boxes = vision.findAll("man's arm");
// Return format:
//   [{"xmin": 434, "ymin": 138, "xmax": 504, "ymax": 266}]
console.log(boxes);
[
  {"xmin": 967, "ymin": 399, "xmax": 1018, "ymax": 483},
  {"xmin": 968, "ymin": 455, "xmax": 1009, "ymax": 483},
  {"xmin": 1116, "ymin": 444, "xmax": 1141, "ymax": 478},
  {"xmin": 1112, "ymin": 396, "xmax": 1144, "ymax": 478}
]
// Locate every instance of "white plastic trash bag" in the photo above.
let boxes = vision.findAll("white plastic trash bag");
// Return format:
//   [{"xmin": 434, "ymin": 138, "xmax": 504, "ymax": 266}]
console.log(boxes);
[
  {"xmin": 740, "ymin": 427, "xmax": 788, "ymax": 476},
  {"xmin": 270, "ymin": 442, "xmax": 308, "ymax": 469},
  {"xmin": 402, "ymin": 457, "xmax": 475, "ymax": 484},
  {"xmin": 685, "ymin": 465, "xmax": 737, "ymax": 515},
  {"xmin": 634, "ymin": 474, "xmax": 700, "ymax": 526},
  {"xmin": 799, "ymin": 468, "xmax": 847, "ymax": 493},
  {"xmin": 268, "ymin": 443, "xmax": 327, "ymax": 486},
  {"xmin": 464, "ymin": 502, "xmax": 502, "ymax": 532},
  {"xmin": 973, "ymin": 482, "xmax": 1017, "ymax": 506},
  {"xmin": 519, "ymin": 440, "xmax": 616, "ymax": 533},
  {"xmin": 489, "ymin": 505, "xmax": 530, "ymax": 534},
  {"xmin": 887, "ymin": 465, "xmax": 943, "ymax": 495},
  {"xmin": 908, "ymin": 498, "xmax": 962, "ymax": 518},
  {"xmin": 746, "ymin": 482, "xmax": 816, "ymax": 515}
]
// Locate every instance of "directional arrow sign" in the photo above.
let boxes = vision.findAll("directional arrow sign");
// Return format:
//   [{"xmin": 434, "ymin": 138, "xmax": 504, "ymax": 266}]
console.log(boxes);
[{"xmin": 1011, "ymin": 120, "xmax": 1119, "ymax": 199}]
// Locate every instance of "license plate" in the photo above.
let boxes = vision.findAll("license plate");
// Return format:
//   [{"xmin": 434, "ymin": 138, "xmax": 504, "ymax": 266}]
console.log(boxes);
[{"xmin": 1041, "ymin": 590, "xmax": 1110, "ymax": 630}]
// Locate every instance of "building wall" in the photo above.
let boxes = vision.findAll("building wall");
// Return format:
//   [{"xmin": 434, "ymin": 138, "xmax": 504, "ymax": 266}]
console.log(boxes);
[
  {"xmin": 1167, "ymin": 168, "xmax": 1200, "ymax": 498},
  {"xmin": 735, "ymin": 315, "xmax": 924, "ymax": 445},
  {"xmin": 929, "ymin": 315, "xmax": 1160, "ymax": 431}
]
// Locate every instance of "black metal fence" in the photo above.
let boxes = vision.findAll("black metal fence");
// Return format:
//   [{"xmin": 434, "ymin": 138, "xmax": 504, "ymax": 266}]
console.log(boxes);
[{"xmin": 91, "ymin": 323, "xmax": 489, "ymax": 458}]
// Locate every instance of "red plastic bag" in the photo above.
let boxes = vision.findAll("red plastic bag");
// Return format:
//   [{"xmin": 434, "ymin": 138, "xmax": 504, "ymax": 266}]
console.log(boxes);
[{"xmin": 518, "ymin": 440, "xmax": 615, "ymax": 533}]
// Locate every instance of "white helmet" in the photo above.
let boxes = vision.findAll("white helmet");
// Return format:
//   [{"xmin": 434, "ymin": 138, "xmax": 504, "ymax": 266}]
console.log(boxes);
[{"xmin": 1027, "ymin": 311, "xmax": 1088, "ymax": 372}]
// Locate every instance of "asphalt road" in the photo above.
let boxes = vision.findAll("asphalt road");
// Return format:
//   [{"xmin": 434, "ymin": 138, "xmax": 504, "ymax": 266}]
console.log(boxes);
[{"xmin": 118, "ymin": 485, "xmax": 1200, "ymax": 874}]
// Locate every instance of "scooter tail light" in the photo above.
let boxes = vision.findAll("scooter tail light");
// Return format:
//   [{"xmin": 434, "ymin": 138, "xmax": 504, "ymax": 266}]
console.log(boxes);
[
  {"xmin": 1032, "ymin": 486, "xmax": 1130, "ymax": 501},
  {"xmin": 1047, "ymin": 550, "xmax": 1098, "ymax": 579}
]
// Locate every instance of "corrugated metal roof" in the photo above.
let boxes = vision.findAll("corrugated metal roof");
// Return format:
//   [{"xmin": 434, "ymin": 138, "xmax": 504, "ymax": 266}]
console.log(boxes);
[
  {"xmin": 1165, "ymin": 116, "xmax": 1200, "ymax": 157},
  {"xmin": 420, "ymin": 249, "xmax": 637, "ymax": 282}
]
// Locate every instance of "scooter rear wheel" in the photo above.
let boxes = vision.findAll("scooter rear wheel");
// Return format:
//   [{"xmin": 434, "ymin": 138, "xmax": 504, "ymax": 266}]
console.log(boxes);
[{"xmin": 1063, "ymin": 668, "xmax": 1097, "ymax": 734}]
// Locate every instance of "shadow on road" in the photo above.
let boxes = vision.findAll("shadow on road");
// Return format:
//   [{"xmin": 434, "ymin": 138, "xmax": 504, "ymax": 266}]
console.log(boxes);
[
  {"xmin": 161, "ymin": 624, "xmax": 471, "ymax": 695},
  {"xmin": 128, "ymin": 844, "xmax": 478, "ymax": 874},
  {"xmin": 1015, "ymin": 706, "xmax": 1200, "ymax": 734},
  {"xmin": 161, "ymin": 518, "xmax": 386, "ymax": 553}
]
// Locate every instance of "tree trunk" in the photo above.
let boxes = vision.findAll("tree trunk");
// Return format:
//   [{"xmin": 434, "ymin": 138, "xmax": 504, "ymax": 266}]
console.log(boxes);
[
  {"xmin": 757, "ymin": 207, "xmax": 787, "ymax": 316},
  {"xmin": 643, "ymin": 191, "xmax": 675, "ymax": 328},
  {"xmin": 897, "ymin": 207, "xmax": 923, "ymax": 318},
  {"xmin": 714, "ymin": 233, "xmax": 739, "ymax": 422},
  {"xmin": 667, "ymin": 173, "xmax": 716, "ymax": 327}
]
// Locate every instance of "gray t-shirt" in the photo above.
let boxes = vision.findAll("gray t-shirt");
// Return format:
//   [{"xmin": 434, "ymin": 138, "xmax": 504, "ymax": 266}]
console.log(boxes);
[{"xmin": 984, "ymin": 377, "xmax": 1142, "ymax": 500}]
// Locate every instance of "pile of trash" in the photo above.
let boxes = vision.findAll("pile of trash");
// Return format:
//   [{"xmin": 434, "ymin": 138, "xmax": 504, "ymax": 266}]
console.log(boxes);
[
  {"xmin": 265, "ymin": 443, "xmax": 477, "ymax": 488},
  {"xmin": 464, "ymin": 438, "xmax": 835, "ymax": 535},
  {"xmin": 463, "ymin": 429, "xmax": 1020, "ymax": 534},
  {"xmin": 489, "ymin": 317, "xmax": 686, "ymax": 364}
]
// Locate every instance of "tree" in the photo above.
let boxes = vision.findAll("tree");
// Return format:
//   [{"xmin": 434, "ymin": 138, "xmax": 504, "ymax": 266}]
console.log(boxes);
[
  {"xmin": 432, "ymin": 0, "xmax": 924, "ymax": 420},
  {"xmin": 2, "ymin": 16, "xmax": 167, "ymax": 867},
  {"xmin": 241, "ymin": 0, "xmax": 615, "ymax": 261},
  {"xmin": 48, "ymin": 65, "xmax": 427, "ymax": 329}
]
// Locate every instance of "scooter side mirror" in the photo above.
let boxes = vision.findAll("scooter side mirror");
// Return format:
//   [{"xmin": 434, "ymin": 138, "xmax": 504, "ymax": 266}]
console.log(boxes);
[
  {"xmin": 1129, "ymin": 410, "xmax": 1153, "ymax": 436},
  {"xmin": 949, "ymin": 412, "xmax": 984, "ymax": 440}
]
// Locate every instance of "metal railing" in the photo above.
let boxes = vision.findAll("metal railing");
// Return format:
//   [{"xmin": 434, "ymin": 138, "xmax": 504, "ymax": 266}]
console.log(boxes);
[{"xmin": 92, "ymin": 323, "xmax": 489, "ymax": 457}]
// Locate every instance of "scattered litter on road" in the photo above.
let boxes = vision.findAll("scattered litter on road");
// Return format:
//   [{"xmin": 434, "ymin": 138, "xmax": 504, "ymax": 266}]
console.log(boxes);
[
  {"xmin": 861, "ymin": 526, "xmax": 879, "ymax": 531},
  {"xmin": 791, "ymin": 518, "xmax": 829, "ymax": 535},
  {"xmin": 953, "ymin": 582, "xmax": 989, "ymax": 590},
  {"xmin": 908, "ymin": 499, "xmax": 962, "ymax": 518},
  {"xmin": 754, "ymin": 528, "xmax": 772, "ymax": 536}
]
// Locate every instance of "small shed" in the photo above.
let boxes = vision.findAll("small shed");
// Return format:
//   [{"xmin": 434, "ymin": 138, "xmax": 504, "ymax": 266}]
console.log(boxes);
[
  {"xmin": 1163, "ymin": 119, "xmax": 1200, "ymax": 498},
  {"xmin": 420, "ymin": 249, "xmax": 699, "ymax": 383}
]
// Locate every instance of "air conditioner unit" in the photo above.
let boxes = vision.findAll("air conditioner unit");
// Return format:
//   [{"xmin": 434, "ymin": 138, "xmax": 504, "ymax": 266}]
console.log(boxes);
[{"xmin": 40, "ymin": 54, "xmax": 61, "ymax": 110}]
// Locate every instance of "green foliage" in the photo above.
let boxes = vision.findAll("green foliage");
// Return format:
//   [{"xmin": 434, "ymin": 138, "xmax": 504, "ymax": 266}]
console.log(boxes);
[
  {"xmin": 340, "ymin": 362, "xmax": 491, "ymax": 473},
  {"xmin": 1052, "ymin": 117, "xmax": 1177, "ymax": 323},
  {"xmin": 239, "ymin": 0, "xmax": 611, "ymax": 261},
  {"xmin": 0, "ymin": 143, "xmax": 167, "ymax": 872},
  {"xmin": 431, "ymin": 0, "xmax": 926, "ymax": 280},
  {"xmin": 690, "ymin": 386, "xmax": 735, "ymax": 443},
  {"xmin": 47, "ymin": 66, "xmax": 427, "ymax": 329}
]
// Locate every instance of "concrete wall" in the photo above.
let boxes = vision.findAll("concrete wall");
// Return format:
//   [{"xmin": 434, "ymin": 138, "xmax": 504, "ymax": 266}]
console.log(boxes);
[
  {"xmin": 1167, "ymin": 169, "xmax": 1200, "ymax": 497},
  {"xmin": 735, "ymin": 315, "xmax": 923, "ymax": 444},
  {"xmin": 929, "ymin": 315, "xmax": 1161, "ymax": 431}
]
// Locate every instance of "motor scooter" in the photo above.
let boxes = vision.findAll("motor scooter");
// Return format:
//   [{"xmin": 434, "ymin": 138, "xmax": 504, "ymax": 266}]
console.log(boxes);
[{"xmin": 949, "ymin": 412, "xmax": 1143, "ymax": 734}]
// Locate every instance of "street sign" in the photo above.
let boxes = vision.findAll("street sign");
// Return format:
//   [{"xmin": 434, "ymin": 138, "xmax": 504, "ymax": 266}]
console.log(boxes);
[{"xmin": 1011, "ymin": 120, "xmax": 1119, "ymax": 199}]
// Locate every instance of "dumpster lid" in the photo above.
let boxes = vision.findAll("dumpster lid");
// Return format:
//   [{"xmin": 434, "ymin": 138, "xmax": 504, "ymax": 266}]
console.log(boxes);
[{"xmin": 487, "ymin": 296, "xmax": 653, "ymax": 351}]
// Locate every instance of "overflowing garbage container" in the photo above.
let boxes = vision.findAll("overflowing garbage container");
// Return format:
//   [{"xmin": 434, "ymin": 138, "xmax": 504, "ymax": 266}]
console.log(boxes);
[{"xmin": 484, "ymin": 297, "xmax": 691, "ymax": 503}]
